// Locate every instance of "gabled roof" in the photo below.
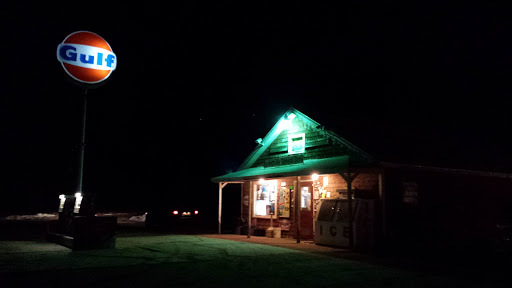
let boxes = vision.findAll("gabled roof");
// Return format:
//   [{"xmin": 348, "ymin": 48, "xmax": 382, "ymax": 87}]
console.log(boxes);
[
  {"xmin": 237, "ymin": 107, "xmax": 376, "ymax": 171},
  {"xmin": 212, "ymin": 156, "xmax": 349, "ymax": 182},
  {"xmin": 212, "ymin": 108, "xmax": 377, "ymax": 183},
  {"xmin": 211, "ymin": 107, "xmax": 512, "ymax": 183}
]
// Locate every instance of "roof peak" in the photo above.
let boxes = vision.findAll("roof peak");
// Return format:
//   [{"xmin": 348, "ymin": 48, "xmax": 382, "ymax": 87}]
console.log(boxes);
[{"xmin": 237, "ymin": 107, "xmax": 376, "ymax": 171}]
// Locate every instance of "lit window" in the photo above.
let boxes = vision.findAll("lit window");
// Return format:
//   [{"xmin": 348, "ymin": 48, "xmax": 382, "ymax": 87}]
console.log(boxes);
[
  {"xmin": 254, "ymin": 180, "xmax": 278, "ymax": 218},
  {"xmin": 288, "ymin": 133, "xmax": 305, "ymax": 154},
  {"xmin": 301, "ymin": 187, "xmax": 311, "ymax": 210}
]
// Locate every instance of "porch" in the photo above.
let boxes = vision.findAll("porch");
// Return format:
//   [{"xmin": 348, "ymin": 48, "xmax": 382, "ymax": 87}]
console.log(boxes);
[{"xmin": 213, "ymin": 156, "xmax": 384, "ymax": 247}]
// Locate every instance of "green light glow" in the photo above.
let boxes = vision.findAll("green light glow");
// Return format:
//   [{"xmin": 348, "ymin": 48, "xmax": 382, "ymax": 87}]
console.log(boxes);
[
  {"xmin": 288, "ymin": 133, "xmax": 305, "ymax": 154},
  {"xmin": 277, "ymin": 113, "xmax": 298, "ymax": 132},
  {"xmin": 277, "ymin": 118, "xmax": 292, "ymax": 131}
]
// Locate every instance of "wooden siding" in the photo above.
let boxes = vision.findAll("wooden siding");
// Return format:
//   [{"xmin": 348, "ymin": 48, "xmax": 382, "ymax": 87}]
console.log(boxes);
[{"xmin": 252, "ymin": 116, "xmax": 354, "ymax": 168}]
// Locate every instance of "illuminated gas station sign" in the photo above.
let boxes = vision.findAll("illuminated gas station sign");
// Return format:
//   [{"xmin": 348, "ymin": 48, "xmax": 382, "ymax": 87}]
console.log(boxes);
[{"xmin": 57, "ymin": 31, "xmax": 117, "ymax": 84}]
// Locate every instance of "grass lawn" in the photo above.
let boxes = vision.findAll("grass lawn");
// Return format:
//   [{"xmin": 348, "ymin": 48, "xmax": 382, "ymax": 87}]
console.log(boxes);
[{"xmin": 0, "ymin": 234, "xmax": 492, "ymax": 287}]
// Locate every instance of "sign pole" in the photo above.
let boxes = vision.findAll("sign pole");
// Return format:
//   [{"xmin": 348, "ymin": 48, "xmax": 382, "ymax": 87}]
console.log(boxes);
[{"xmin": 77, "ymin": 88, "xmax": 88, "ymax": 193}]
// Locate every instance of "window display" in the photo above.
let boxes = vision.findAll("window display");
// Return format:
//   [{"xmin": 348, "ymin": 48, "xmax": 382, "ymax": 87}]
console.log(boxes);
[
  {"xmin": 278, "ymin": 187, "xmax": 290, "ymax": 217},
  {"xmin": 254, "ymin": 180, "xmax": 277, "ymax": 218}
]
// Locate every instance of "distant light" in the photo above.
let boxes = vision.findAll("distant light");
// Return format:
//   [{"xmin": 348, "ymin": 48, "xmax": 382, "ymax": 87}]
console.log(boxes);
[
  {"xmin": 195, "ymin": 210, "xmax": 199, "ymax": 215},
  {"xmin": 59, "ymin": 194, "xmax": 65, "ymax": 200},
  {"xmin": 173, "ymin": 210, "xmax": 179, "ymax": 215},
  {"xmin": 74, "ymin": 192, "xmax": 82, "ymax": 198},
  {"xmin": 259, "ymin": 178, "xmax": 265, "ymax": 184},
  {"xmin": 312, "ymin": 173, "xmax": 319, "ymax": 181}
]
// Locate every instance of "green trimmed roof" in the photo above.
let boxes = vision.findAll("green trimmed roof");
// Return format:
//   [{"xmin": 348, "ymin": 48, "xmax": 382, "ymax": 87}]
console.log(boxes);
[
  {"xmin": 212, "ymin": 108, "xmax": 512, "ymax": 182},
  {"xmin": 211, "ymin": 107, "xmax": 379, "ymax": 183},
  {"xmin": 238, "ymin": 108, "xmax": 375, "ymax": 170},
  {"xmin": 211, "ymin": 156, "xmax": 349, "ymax": 182}
]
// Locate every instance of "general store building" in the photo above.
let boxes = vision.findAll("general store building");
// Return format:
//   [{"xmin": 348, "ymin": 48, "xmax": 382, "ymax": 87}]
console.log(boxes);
[{"xmin": 212, "ymin": 108, "xmax": 512, "ymax": 249}]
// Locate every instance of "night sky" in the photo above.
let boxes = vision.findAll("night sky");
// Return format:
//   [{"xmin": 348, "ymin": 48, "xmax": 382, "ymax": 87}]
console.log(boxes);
[{"xmin": 2, "ymin": 1, "xmax": 512, "ymax": 215}]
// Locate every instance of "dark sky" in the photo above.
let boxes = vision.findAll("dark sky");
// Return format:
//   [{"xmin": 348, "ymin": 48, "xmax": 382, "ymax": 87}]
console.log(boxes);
[{"xmin": 2, "ymin": 1, "xmax": 512, "ymax": 214}]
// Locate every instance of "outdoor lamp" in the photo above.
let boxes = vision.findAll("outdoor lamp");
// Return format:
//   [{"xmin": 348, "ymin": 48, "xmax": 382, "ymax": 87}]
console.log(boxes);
[{"xmin": 286, "ymin": 112, "xmax": 296, "ymax": 120}]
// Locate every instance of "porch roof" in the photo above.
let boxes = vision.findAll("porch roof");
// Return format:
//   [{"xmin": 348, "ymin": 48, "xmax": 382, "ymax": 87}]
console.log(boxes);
[{"xmin": 211, "ymin": 155, "xmax": 349, "ymax": 183}]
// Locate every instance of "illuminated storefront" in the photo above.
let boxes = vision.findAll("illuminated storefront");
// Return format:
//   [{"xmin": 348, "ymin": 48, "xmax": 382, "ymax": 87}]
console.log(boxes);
[
  {"xmin": 212, "ymin": 108, "xmax": 381, "ymax": 244},
  {"xmin": 213, "ymin": 107, "xmax": 512, "ymax": 250}
]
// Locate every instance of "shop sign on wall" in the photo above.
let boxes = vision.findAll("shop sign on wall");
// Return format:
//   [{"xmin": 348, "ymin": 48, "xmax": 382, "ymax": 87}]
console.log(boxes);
[{"xmin": 288, "ymin": 133, "xmax": 305, "ymax": 154}]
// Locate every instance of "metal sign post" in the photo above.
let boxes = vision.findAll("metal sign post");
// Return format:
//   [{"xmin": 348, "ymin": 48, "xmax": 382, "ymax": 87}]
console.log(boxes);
[{"xmin": 77, "ymin": 88, "xmax": 87, "ymax": 193}]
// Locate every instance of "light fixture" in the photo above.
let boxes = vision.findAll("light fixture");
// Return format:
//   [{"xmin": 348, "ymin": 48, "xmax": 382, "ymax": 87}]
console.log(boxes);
[
  {"xmin": 58, "ymin": 195, "xmax": 66, "ymax": 212},
  {"xmin": 312, "ymin": 173, "xmax": 319, "ymax": 181},
  {"xmin": 73, "ymin": 192, "xmax": 83, "ymax": 213},
  {"xmin": 278, "ymin": 118, "xmax": 292, "ymax": 131},
  {"xmin": 278, "ymin": 112, "xmax": 296, "ymax": 132},
  {"xmin": 286, "ymin": 112, "xmax": 296, "ymax": 120},
  {"xmin": 259, "ymin": 178, "xmax": 265, "ymax": 184}
]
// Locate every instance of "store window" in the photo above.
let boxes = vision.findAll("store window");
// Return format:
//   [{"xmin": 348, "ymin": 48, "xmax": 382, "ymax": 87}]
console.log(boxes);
[
  {"xmin": 288, "ymin": 133, "xmax": 305, "ymax": 154},
  {"xmin": 278, "ymin": 185, "xmax": 291, "ymax": 217},
  {"xmin": 301, "ymin": 186, "xmax": 311, "ymax": 210},
  {"xmin": 254, "ymin": 180, "xmax": 278, "ymax": 218}
]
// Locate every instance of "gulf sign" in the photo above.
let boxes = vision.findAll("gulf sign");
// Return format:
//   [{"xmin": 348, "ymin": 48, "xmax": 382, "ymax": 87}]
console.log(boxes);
[{"xmin": 57, "ymin": 31, "xmax": 116, "ymax": 84}]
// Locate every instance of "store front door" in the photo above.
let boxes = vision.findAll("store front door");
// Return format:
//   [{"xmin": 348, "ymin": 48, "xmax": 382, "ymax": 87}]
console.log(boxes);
[{"xmin": 300, "ymin": 183, "xmax": 314, "ymax": 239}]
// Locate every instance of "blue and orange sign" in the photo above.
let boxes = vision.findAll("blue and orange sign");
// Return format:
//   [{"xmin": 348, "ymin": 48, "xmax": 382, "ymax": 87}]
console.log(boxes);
[{"xmin": 57, "ymin": 31, "xmax": 116, "ymax": 84}]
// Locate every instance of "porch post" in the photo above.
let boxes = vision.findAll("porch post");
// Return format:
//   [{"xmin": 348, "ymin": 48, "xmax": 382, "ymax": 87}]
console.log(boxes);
[
  {"xmin": 218, "ymin": 182, "xmax": 228, "ymax": 234},
  {"xmin": 378, "ymin": 173, "xmax": 387, "ymax": 240},
  {"xmin": 218, "ymin": 182, "xmax": 222, "ymax": 234},
  {"xmin": 340, "ymin": 172, "xmax": 359, "ymax": 248},
  {"xmin": 295, "ymin": 176, "xmax": 301, "ymax": 243},
  {"xmin": 346, "ymin": 175, "xmax": 353, "ymax": 248},
  {"xmin": 240, "ymin": 182, "xmax": 244, "ymax": 228},
  {"xmin": 248, "ymin": 181, "xmax": 253, "ymax": 238}
]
